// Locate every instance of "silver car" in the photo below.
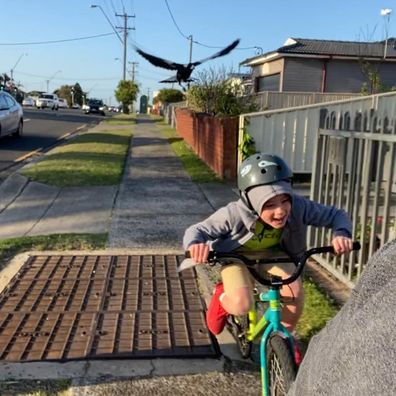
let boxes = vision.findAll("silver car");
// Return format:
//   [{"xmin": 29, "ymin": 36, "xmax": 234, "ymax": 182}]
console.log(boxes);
[{"xmin": 0, "ymin": 91, "xmax": 23, "ymax": 138}]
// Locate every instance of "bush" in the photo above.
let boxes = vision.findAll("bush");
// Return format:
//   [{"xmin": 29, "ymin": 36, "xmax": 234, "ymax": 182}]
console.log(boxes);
[{"xmin": 186, "ymin": 67, "xmax": 256, "ymax": 116}]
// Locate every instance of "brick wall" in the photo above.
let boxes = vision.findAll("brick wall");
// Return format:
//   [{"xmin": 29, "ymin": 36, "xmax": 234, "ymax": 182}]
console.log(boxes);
[{"xmin": 175, "ymin": 108, "xmax": 238, "ymax": 180}]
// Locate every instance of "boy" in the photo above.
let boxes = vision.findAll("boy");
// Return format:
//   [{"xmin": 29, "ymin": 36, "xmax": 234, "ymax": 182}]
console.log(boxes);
[{"xmin": 183, "ymin": 153, "xmax": 353, "ymax": 339}]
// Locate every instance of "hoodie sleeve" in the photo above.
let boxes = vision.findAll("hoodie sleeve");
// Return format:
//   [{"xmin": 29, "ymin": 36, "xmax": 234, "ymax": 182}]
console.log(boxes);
[
  {"xmin": 296, "ymin": 196, "xmax": 352, "ymax": 238},
  {"xmin": 183, "ymin": 205, "xmax": 234, "ymax": 250}
]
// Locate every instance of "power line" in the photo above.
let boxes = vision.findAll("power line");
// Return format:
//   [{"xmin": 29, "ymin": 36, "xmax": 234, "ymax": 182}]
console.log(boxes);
[
  {"xmin": 164, "ymin": 0, "xmax": 189, "ymax": 40},
  {"xmin": 0, "ymin": 32, "xmax": 116, "ymax": 46},
  {"xmin": 163, "ymin": 0, "xmax": 264, "ymax": 54}
]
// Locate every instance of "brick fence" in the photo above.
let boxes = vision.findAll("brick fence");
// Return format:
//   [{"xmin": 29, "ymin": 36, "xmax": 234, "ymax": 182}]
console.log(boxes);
[{"xmin": 175, "ymin": 108, "xmax": 239, "ymax": 180}]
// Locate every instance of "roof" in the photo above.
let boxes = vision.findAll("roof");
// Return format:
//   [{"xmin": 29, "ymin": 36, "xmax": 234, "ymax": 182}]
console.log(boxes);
[{"xmin": 241, "ymin": 37, "xmax": 396, "ymax": 65}]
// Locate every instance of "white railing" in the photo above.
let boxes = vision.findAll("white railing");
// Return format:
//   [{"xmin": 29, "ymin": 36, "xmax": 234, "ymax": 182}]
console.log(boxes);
[{"xmin": 246, "ymin": 91, "xmax": 359, "ymax": 111}]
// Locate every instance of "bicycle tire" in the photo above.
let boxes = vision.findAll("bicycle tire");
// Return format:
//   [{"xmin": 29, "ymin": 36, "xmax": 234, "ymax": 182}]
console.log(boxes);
[
  {"xmin": 266, "ymin": 334, "xmax": 297, "ymax": 395},
  {"xmin": 226, "ymin": 315, "xmax": 252, "ymax": 358}
]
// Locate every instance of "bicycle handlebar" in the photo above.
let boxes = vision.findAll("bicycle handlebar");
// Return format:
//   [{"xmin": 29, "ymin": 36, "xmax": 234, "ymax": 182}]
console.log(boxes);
[{"xmin": 182, "ymin": 242, "xmax": 361, "ymax": 287}]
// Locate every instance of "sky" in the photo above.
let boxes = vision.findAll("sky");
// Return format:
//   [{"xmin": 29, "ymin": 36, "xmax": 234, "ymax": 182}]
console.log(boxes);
[{"xmin": 0, "ymin": 0, "xmax": 394, "ymax": 105}]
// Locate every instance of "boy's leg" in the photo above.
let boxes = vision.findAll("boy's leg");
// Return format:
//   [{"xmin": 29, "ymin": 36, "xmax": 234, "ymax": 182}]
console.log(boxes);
[
  {"xmin": 220, "ymin": 263, "xmax": 254, "ymax": 316},
  {"xmin": 206, "ymin": 263, "xmax": 254, "ymax": 335}
]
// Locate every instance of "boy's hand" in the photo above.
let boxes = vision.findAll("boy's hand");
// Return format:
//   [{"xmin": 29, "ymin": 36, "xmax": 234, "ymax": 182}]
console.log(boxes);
[
  {"xmin": 332, "ymin": 236, "xmax": 353, "ymax": 255},
  {"xmin": 188, "ymin": 243, "xmax": 209, "ymax": 264}
]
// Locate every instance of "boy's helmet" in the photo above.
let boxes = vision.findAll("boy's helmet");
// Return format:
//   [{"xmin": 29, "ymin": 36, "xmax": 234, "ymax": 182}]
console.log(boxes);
[
  {"xmin": 238, "ymin": 153, "xmax": 293, "ymax": 193},
  {"xmin": 238, "ymin": 153, "xmax": 293, "ymax": 214}
]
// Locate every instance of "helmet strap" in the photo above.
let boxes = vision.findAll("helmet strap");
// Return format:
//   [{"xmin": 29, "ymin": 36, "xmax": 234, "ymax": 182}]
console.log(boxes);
[{"xmin": 241, "ymin": 190, "xmax": 259, "ymax": 216}]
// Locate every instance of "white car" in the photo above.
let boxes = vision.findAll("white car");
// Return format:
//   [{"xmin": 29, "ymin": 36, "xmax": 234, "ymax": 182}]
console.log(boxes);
[
  {"xmin": 0, "ymin": 91, "xmax": 23, "ymax": 138},
  {"xmin": 58, "ymin": 98, "xmax": 68, "ymax": 108},
  {"xmin": 22, "ymin": 97, "xmax": 35, "ymax": 107},
  {"xmin": 36, "ymin": 93, "xmax": 59, "ymax": 110}
]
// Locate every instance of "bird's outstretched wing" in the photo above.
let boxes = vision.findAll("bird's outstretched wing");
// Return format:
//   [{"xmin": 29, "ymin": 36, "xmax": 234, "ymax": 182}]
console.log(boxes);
[
  {"xmin": 191, "ymin": 38, "xmax": 240, "ymax": 66},
  {"xmin": 159, "ymin": 75, "xmax": 194, "ymax": 83},
  {"xmin": 135, "ymin": 47, "xmax": 184, "ymax": 71}
]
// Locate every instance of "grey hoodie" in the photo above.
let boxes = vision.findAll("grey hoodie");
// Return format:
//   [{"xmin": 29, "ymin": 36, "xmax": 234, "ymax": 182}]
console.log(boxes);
[{"xmin": 183, "ymin": 182, "xmax": 352, "ymax": 259}]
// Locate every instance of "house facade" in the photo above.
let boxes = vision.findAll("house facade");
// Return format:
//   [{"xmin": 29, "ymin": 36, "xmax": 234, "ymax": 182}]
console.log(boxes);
[{"xmin": 240, "ymin": 38, "xmax": 396, "ymax": 94}]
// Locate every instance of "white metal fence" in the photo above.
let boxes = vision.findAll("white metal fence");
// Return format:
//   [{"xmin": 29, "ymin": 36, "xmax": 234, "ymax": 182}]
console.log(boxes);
[
  {"xmin": 240, "ymin": 92, "xmax": 396, "ymax": 286},
  {"xmin": 246, "ymin": 91, "xmax": 359, "ymax": 111}
]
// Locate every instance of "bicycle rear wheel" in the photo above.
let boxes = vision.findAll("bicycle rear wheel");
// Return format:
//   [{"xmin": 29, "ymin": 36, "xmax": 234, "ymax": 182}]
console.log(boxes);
[
  {"xmin": 266, "ymin": 334, "xmax": 296, "ymax": 395},
  {"xmin": 226, "ymin": 315, "xmax": 252, "ymax": 358}
]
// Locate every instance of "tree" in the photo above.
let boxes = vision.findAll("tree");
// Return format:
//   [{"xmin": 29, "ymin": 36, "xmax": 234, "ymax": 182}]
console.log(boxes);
[
  {"xmin": 156, "ymin": 88, "xmax": 185, "ymax": 104},
  {"xmin": 114, "ymin": 80, "xmax": 139, "ymax": 114},
  {"xmin": 186, "ymin": 67, "xmax": 256, "ymax": 116}
]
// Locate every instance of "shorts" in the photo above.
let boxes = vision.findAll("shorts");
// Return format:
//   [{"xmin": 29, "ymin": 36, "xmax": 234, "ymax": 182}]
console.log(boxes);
[{"xmin": 220, "ymin": 261, "xmax": 297, "ymax": 296}]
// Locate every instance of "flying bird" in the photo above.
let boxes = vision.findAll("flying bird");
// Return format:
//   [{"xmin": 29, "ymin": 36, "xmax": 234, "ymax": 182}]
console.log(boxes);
[{"xmin": 134, "ymin": 38, "xmax": 240, "ymax": 89}]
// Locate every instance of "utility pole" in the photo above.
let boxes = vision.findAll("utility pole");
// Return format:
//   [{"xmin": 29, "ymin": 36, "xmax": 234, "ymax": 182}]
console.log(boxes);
[
  {"xmin": 116, "ymin": 12, "xmax": 135, "ymax": 80},
  {"xmin": 129, "ymin": 62, "xmax": 138, "ymax": 82},
  {"xmin": 188, "ymin": 35, "xmax": 193, "ymax": 89}
]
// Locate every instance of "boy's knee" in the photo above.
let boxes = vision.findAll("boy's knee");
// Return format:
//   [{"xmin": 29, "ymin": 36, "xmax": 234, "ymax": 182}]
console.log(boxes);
[{"xmin": 225, "ymin": 291, "xmax": 252, "ymax": 315}]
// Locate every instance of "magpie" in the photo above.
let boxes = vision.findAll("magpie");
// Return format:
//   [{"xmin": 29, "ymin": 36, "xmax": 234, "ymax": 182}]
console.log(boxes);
[{"xmin": 134, "ymin": 38, "xmax": 240, "ymax": 89}]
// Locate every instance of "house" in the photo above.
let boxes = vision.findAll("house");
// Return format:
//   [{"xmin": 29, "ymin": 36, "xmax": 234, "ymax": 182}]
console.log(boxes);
[{"xmin": 240, "ymin": 37, "xmax": 396, "ymax": 94}]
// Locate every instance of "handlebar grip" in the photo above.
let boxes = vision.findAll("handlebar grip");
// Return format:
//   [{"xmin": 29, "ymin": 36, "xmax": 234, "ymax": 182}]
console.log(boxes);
[{"xmin": 184, "ymin": 250, "xmax": 216, "ymax": 260}]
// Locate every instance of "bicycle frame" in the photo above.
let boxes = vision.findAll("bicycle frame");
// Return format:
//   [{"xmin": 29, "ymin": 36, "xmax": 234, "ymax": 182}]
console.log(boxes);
[{"xmin": 246, "ymin": 286, "xmax": 294, "ymax": 396}]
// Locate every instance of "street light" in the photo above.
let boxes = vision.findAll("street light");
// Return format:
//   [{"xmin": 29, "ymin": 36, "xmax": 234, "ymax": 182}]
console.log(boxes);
[
  {"xmin": 90, "ymin": 5, "xmax": 123, "ymax": 44},
  {"xmin": 381, "ymin": 8, "xmax": 392, "ymax": 58},
  {"xmin": 46, "ymin": 70, "xmax": 61, "ymax": 92},
  {"xmin": 10, "ymin": 53, "xmax": 28, "ymax": 81}
]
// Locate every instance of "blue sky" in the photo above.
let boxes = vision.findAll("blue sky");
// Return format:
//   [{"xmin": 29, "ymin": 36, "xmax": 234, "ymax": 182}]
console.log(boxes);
[{"xmin": 0, "ymin": 0, "xmax": 393, "ymax": 105}]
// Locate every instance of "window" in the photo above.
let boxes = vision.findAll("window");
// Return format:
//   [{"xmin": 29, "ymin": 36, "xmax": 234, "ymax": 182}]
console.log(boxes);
[{"xmin": 256, "ymin": 73, "xmax": 280, "ymax": 92}]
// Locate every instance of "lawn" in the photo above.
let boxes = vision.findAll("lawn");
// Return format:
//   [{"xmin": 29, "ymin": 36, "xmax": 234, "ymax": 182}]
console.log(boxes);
[
  {"xmin": 22, "ymin": 118, "xmax": 134, "ymax": 187},
  {"xmin": 0, "ymin": 234, "xmax": 107, "ymax": 271}
]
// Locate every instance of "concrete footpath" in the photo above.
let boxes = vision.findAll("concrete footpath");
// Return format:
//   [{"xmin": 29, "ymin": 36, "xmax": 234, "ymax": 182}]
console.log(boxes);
[{"xmin": 0, "ymin": 116, "xmax": 264, "ymax": 395}]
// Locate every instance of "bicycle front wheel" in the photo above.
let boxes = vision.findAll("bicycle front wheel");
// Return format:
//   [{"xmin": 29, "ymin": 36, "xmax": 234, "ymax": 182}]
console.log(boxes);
[{"xmin": 266, "ymin": 334, "xmax": 296, "ymax": 395}]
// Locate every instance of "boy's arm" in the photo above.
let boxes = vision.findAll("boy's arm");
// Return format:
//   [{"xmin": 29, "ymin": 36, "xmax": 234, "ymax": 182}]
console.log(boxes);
[
  {"xmin": 298, "ymin": 197, "xmax": 353, "ymax": 254},
  {"xmin": 298, "ymin": 196, "xmax": 352, "ymax": 238},
  {"xmin": 183, "ymin": 206, "xmax": 233, "ymax": 251}
]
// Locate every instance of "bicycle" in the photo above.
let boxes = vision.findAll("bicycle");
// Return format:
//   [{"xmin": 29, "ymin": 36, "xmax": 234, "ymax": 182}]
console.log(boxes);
[{"xmin": 180, "ymin": 242, "xmax": 360, "ymax": 396}]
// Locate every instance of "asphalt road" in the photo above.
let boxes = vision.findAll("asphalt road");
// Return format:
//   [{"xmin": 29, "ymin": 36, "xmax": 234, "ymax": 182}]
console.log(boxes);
[{"xmin": 0, "ymin": 107, "xmax": 106, "ymax": 174}]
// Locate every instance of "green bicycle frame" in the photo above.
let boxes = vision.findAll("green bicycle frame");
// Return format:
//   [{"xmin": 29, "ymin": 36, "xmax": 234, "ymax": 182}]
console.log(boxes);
[{"xmin": 246, "ymin": 287, "xmax": 294, "ymax": 396}]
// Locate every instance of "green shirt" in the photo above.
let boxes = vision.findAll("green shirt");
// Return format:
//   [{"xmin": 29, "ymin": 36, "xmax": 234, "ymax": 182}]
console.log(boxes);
[{"xmin": 239, "ymin": 221, "xmax": 282, "ymax": 251}]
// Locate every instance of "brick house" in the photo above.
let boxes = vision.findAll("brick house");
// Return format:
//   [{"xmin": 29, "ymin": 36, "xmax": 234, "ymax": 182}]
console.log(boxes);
[{"xmin": 240, "ymin": 37, "xmax": 396, "ymax": 94}]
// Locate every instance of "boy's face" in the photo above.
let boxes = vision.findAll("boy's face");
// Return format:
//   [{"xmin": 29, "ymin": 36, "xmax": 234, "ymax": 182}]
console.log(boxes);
[{"xmin": 259, "ymin": 193, "xmax": 291, "ymax": 229}]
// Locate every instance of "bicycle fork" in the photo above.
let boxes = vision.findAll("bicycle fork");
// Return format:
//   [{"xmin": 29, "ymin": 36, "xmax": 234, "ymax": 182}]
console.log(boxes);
[{"xmin": 257, "ymin": 288, "xmax": 294, "ymax": 396}]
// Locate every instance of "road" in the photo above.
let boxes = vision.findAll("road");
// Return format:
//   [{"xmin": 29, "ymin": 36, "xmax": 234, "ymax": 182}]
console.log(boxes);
[{"xmin": 0, "ymin": 107, "xmax": 106, "ymax": 176}]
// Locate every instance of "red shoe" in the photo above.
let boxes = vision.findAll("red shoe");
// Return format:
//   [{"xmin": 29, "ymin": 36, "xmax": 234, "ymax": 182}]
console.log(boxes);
[
  {"xmin": 206, "ymin": 283, "xmax": 228, "ymax": 335},
  {"xmin": 293, "ymin": 340, "xmax": 302, "ymax": 366}
]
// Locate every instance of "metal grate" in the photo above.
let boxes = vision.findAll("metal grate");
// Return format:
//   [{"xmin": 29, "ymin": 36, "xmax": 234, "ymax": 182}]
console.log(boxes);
[{"xmin": 0, "ymin": 255, "xmax": 219, "ymax": 362}]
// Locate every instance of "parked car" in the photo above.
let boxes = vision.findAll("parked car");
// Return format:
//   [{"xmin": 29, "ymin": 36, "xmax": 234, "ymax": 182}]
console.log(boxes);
[
  {"xmin": 71, "ymin": 103, "xmax": 81, "ymax": 109},
  {"xmin": 0, "ymin": 91, "xmax": 23, "ymax": 138},
  {"xmin": 58, "ymin": 98, "xmax": 68, "ymax": 108},
  {"xmin": 84, "ymin": 98, "xmax": 105, "ymax": 116},
  {"xmin": 36, "ymin": 93, "xmax": 59, "ymax": 110},
  {"xmin": 22, "ymin": 97, "xmax": 35, "ymax": 107}
]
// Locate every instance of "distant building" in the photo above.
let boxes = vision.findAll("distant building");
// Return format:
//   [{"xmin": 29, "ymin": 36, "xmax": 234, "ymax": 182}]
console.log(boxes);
[{"xmin": 240, "ymin": 37, "xmax": 396, "ymax": 94}]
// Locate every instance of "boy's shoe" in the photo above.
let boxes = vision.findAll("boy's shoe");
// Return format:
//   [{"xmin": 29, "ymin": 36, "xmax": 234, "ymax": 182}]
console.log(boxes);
[
  {"xmin": 206, "ymin": 283, "xmax": 228, "ymax": 335},
  {"xmin": 293, "ymin": 339, "xmax": 302, "ymax": 366}
]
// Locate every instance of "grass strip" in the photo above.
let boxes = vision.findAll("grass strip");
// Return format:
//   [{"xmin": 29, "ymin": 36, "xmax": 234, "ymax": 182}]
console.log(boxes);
[
  {"xmin": 22, "ymin": 120, "xmax": 133, "ymax": 187},
  {"xmin": 297, "ymin": 278, "xmax": 338, "ymax": 343},
  {"xmin": 156, "ymin": 121, "xmax": 221, "ymax": 183},
  {"xmin": 0, "ymin": 379, "xmax": 71, "ymax": 396},
  {"xmin": 0, "ymin": 233, "xmax": 107, "ymax": 271}
]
